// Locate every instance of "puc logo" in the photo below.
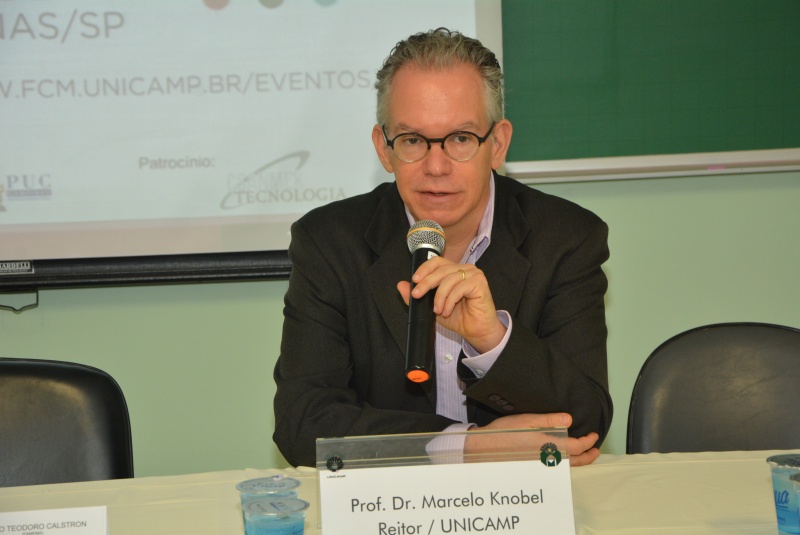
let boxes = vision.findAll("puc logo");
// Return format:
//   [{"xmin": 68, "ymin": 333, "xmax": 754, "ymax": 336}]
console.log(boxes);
[
  {"xmin": 203, "ymin": 0, "xmax": 338, "ymax": 10},
  {"xmin": 4, "ymin": 173, "xmax": 52, "ymax": 200}
]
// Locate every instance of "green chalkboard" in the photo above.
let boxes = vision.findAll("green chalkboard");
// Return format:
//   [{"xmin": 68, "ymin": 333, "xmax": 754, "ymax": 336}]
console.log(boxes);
[{"xmin": 501, "ymin": 0, "xmax": 800, "ymax": 162}]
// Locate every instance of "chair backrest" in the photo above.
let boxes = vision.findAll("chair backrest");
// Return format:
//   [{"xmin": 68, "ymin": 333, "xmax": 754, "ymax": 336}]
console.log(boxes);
[
  {"xmin": 627, "ymin": 322, "xmax": 800, "ymax": 454},
  {"xmin": 0, "ymin": 358, "xmax": 134, "ymax": 487}
]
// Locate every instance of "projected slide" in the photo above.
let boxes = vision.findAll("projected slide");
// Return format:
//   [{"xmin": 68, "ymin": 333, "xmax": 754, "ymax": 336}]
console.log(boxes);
[{"xmin": 0, "ymin": 0, "xmax": 479, "ymax": 261}]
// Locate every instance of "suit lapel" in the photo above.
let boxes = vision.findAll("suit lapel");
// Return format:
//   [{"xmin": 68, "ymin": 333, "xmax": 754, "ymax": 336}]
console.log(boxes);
[{"xmin": 477, "ymin": 175, "xmax": 532, "ymax": 316}]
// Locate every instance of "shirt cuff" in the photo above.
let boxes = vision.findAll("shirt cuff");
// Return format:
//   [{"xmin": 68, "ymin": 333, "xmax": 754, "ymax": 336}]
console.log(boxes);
[
  {"xmin": 460, "ymin": 310, "xmax": 512, "ymax": 379},
  {"xmin": 424, "ymin": 423, "xmax": 477, "ymax": 464}
]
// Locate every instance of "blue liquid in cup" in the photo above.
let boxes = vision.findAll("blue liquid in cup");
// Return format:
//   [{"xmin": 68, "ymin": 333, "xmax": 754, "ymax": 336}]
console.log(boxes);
[
  {"xmin": 244, "ymin": 497, "xmax": 309, "ymax": 535},
  {"xmin": 245, "ymin": 513, "xmax": 305, "ymax": 535},
  {"xmin": 768, "ymin": 454, "xmax": 800, "ymax": 535}
]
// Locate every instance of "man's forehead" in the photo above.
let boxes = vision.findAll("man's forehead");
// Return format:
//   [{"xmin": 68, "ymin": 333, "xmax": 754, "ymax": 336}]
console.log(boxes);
[{"xmin": 385, "ymin": 65, "xmax": 488, "ymax": 133}]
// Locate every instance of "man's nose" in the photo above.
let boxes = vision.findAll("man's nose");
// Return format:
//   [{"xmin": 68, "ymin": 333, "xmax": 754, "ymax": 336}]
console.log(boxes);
[{"xmin": 422, "ymin": 142, "xmax": 451, "ymax": 176}]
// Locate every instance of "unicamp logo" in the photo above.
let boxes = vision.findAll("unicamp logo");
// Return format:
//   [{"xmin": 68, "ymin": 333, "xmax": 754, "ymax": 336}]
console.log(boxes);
[{"xmin": 202, "ymin": 0, "xmax": 338, "ymax": 10}]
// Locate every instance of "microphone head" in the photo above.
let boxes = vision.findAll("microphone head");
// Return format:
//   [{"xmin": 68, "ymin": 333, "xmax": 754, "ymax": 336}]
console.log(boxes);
[{"xmin": 406, "ymin": 220, "xmax": 445, "ymax": 254}]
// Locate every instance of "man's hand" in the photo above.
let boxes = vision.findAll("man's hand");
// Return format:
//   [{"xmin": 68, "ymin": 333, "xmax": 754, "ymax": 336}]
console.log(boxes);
[
  {"xmin": 465, "ymin": 413, "xmax": 601, "ymax": 467},
  {"xmin": 397, "ymin": 256, "xmax": 506, "ymax": 353}
]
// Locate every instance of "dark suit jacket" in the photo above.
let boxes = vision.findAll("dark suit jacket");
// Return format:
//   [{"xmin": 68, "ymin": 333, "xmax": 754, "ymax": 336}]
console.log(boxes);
[{"xmin": 273, "ymin": 173, "xmax": 612, "ymax": 467}]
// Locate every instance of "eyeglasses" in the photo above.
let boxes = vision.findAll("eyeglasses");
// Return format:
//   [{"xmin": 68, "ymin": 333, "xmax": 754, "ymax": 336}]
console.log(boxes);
[{"xmin": 382, "ymin": 123, "xmax": 495, "ymax": 163}]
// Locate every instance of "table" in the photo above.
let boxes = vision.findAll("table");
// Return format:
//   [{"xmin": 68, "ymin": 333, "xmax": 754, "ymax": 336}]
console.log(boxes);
[{"xmin": 0, "ymin": 450, "xmax": 788, "ymax": 534}]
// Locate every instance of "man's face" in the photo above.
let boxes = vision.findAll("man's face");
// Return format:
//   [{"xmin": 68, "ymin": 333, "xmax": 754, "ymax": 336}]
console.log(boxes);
[{"xmin": 372, "ymin": 63, "xmax": 511, "ymax": 239}]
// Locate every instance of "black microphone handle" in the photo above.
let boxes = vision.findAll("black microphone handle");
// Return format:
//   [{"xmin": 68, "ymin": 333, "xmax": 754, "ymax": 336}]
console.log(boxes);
[{"xmin": 405, "ymin": 246, "xmax": 440, "ymax": 382}]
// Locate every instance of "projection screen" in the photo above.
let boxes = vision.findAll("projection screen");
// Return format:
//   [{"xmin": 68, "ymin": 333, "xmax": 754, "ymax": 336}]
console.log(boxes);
[{"xmin": 0, "ymin": 0, "xmax": 500, "ymax": 290}]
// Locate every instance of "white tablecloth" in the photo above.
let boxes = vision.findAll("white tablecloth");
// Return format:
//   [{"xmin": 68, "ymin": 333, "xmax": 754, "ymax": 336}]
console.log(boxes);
[{"xmin": 0, "ymin": 450, "xmax": 789, "ymax": 534}]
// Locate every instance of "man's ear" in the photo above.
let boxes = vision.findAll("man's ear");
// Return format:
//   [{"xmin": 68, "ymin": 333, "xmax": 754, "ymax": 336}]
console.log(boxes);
[
  {"xmin": 372, "ymin": 124, "xmax": 394, "ymax": 173},
  {"xmin": 490, "ymin": 119, "xmax": 513, "ymax": 170}
]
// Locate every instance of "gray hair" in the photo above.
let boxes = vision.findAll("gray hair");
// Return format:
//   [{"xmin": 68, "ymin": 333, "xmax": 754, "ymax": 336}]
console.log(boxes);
[{"xmin": 375, "ymin": 27, "xmax": 504, "ymax": 127}]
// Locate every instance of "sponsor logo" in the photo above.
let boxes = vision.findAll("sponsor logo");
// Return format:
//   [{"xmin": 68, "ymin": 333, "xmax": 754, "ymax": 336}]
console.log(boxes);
[
  {"xmin": 221, "ymin": 151, "xmax": 346, "ymax": 210},
  {"xmin": 4, "ymin": 173, "xmax": 52, "ymax": 201}
]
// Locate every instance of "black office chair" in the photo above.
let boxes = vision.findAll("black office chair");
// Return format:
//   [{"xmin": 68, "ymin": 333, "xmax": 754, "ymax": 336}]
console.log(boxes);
[
  {"xmin": 0, "ymin": 358, "xmax": 134, "ymax": 487},
  {"xmin": 627, "ymin": 322, "xmax": 800, "ymax": 454}
]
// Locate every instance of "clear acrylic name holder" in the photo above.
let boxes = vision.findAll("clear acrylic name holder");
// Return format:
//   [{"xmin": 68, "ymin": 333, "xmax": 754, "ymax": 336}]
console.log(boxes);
[{"xmin": 315, "ymin": 427, "xmax": 576, "ymax": 535}]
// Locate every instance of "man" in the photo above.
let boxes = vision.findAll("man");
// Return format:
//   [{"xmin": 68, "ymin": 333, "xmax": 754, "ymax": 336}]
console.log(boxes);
[{"xmin": 273, "ymin": 28, "xmax": 611, "ymax": 468}]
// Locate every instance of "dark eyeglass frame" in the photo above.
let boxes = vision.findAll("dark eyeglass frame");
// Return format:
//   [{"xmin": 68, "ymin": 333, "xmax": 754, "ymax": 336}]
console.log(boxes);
[{"xmin": 381, "ymin": 122, "xmax": 496, "ymax": 163}]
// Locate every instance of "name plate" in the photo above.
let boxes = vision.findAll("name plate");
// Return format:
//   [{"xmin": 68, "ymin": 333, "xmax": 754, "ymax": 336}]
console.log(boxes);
[
  {"xmin": 0, "ymin": 506, "xmax": 107, "ymax": 535},
  {"xmin": 317, "ymin": 429, "xmax": 575, "ymax": 535}
]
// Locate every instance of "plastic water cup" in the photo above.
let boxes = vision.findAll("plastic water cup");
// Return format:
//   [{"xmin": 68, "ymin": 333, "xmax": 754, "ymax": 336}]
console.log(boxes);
[
  {"xmin": 767, "ymin": 454, "xmax": 800, "ymax": 535},
  {"xmin": 237, "ymin": 476, "xmax": 300, "ymax": 525},
  {"xmin": 243, "ymin": 497, "xmax": 309, "ymax": 535}
]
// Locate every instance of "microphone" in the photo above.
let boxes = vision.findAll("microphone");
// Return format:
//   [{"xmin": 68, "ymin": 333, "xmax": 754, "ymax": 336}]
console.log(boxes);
[{"xmin": 405, "ymin": 220, "xmax": 446, "ymax": 383}]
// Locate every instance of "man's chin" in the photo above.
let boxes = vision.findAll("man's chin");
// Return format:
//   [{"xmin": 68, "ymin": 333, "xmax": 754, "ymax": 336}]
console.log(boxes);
[{"xmin": 412, "ymin": 199, "xmax": 464, "ymax": 224}]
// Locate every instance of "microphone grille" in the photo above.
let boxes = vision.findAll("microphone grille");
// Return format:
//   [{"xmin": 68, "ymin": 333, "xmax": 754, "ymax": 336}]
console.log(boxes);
[{"xmin": 406, "ymin": 220, "xmax": 445, "ymax": 254}]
